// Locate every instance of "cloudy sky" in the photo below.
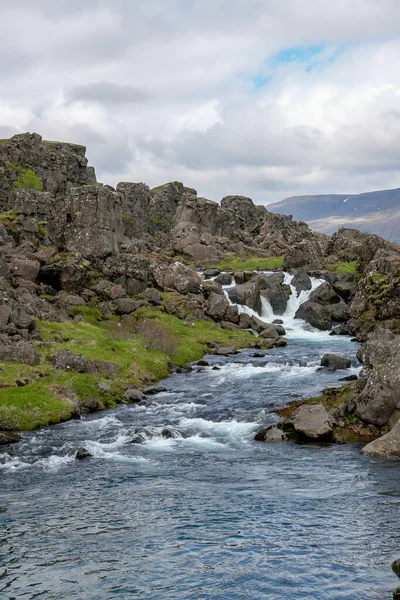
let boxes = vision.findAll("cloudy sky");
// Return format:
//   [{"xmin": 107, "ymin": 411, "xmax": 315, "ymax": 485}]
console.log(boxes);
[{"xmin": 1, "ymin": 0, "xmax": 400, "ymax": 204}]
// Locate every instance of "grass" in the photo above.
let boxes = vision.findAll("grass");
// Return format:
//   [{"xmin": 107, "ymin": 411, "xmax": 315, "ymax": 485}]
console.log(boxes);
[
  {"xmin": 0, "ymin": 311, "xmax": 256, "ymax": 432},
  {"xmin": 326, "ymin": 261, "xmax": 357, "ymax": 274},
  {"xmin": 276, "ymin": 383, "xmax": 355, "ymax": 418},
  {"xmin": 213, "ymin": 254, "xmax": 285, "ymax": 272},
  {"xmin": 14, "ymin": 168, "xmax": 43, "ymax": 191}
]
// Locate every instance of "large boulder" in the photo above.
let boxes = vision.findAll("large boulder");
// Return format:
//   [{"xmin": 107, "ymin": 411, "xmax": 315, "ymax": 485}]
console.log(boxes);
[
  {"xmin": 349, "ymin": 328, "xmax": 400, "ymax": 426},
  {"xmin": 291, "ymin": 272, "xmax": 312, "ymax": 294},
  {"xmin": 0, "ymin": 341, "xmax": 40, "ymax": 365},
  {"xmin": 361, "ymin": 420, "xmax": 400, "ymax": 459},
  {"xmin": 310, "ymin": 282, "xmax": 342, "ymax": 305},
  {"xmin": 321, "ymin": 354, "xmax": 351, "ymax": 370},
  {"xmin": 152, "ymin": 262, "xmax": 202, "ymax": 295},
  {"xmin": 204, "ymin": 292, "xmax": 229, "ymax": 321},
  {"xmin": 283, "ymin": 404, "xmax": 333, "ymax": 440},
  {"xmin": 294, "ymin": 301, "xmax": 332, "ymax": 330}
]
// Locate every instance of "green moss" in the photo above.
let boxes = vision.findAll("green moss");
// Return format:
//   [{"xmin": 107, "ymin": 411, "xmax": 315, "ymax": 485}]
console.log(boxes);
[
  {"xmin": 213, "ymin": 254, "xmax": 285, "ymax": 272},
  {"xmin": 122, "ymin": 214, "xmax": 136, "ymax": 223},
  {"xmin": 0, "ymin": 138, "xmax": 11, "ymax": 147},
  {"xmin": 37, "ymin": 221, "xmax": 47, "ymax": 240},
  {"xmin": 67, "ymin": 306, "xmax": 103, "ymax": 325},
  {"xmin": 146, "ymin": 214, "xmax": 169, "ymax": 228},
  {"xmin": 14, "ymin": 168, "xmax": 43, "ymax": 191},
  {"xmin": 326, "ymin": 261, "xmax": 357, "ymax": 274},
  {"xmin": 152, "ymin": 181, "xmax": 182, "ymax": 191},
  {"xmin": 0, "ymin": 209, "xmax": 19, "ymax": 235}
]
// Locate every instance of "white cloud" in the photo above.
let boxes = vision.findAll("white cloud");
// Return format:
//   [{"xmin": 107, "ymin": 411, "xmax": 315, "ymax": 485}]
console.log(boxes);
[{"xmin": 0, "ymin": 0, "xmax": 400, "ymax": 202}]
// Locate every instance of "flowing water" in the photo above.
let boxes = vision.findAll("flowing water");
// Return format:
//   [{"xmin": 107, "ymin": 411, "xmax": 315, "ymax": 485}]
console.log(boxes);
[{"xmin": 1, "ymin": 275, "xmax": 399, "ymax": 599}]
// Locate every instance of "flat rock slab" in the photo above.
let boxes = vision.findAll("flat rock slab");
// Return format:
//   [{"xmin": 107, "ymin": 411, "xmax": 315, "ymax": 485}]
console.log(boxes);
[{"xmin": 289, "ymin": 404, "xmax": 333, "ymax": 439}]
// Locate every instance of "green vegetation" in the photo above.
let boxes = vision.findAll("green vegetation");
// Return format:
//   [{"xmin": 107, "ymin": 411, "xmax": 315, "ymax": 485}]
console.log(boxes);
[
  {"xmin": 122, "ymin": 214, "xmax": 136, "ymax": 223},
  {"xmin": 0, "ymin": 209, "xmax": 18, "ymax": 235},
  {"xmin": 152, "ymin": 181, "xmax": 182, "ymax": 191},
  {"xmin": 14, "ymin": 168, "xmax": 43, "ymax": 191},
  {"xmin": 67, "ymin": 306, "xmax": 103, "ymax": 325},
  {"xmin": 326, "ymin": 261, "xmax": 357, "ymax": 274},
  {"xmin": 146, "ymin": 214, "xmax": 169, "ymax": 228},
  {"xmin": 276, "ymin": 383, "xmax": 356, "ymax": 418},
  {"xmin": 213, "ymin": 253, "xmax": 285, "ymax": 272},
  {"xmin": 0, "ymin": 311, "xmax": 255, "ymax": 432}
]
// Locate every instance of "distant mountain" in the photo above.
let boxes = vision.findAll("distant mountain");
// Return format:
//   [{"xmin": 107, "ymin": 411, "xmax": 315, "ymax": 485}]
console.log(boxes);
[{"xmin": 268, "ymin": 188, "xmax": 400, "ymax": 243}]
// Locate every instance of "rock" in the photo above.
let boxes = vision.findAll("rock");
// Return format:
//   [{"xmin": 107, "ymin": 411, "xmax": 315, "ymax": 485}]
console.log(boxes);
[
  {"xmin": 321, "ymin": 354, "xmax": 351, "ymax": 370},
  {"xmin": 361, "ymin": 420, "xmax": 400, "ymax": 459},
  {"xmin": 394, "ymin": 587, "xmax": 400, "ymax": 600},
  {"xmin": 273, "ymin": 319, "xmax": 284, "ymax": 324},
  {"xmin": 81, "ymin": 397, "xmax": 102, "ymax": 413},
  {"xmin": 97, "ymin": 381, "xmax": 112, "ymax": 393},
  {"xmin": 284, "ymin": 404, "xmax": 333, "ymax": 440},
  {"xmin": 94, "ymin": 361, "xmax": 119, "ymax": 376},
  {"xmin": 202, "ymin": 279, "xmax": 224, "ymax": 298},
  {"xmin": 48, "ymin": 350, "xmax": 91, "ymax": 373},
  {"xmin": 0, "ymin": 431, "xmax": 21, "ymax": 445},
  {"xmin": 152, "ymin": 261, "xmax": 202, "ymax": 295},
  {"xmin": 10, "ymin": 258, "xmax": 40, "ymax": 281},
  {"xmin": 393, "ymin": 559, "xmax": 400, "ymax": 578},
  {"xmin": 310, "ymin": 282, "xmax": 342, "ymax": 305},
  {"xmin": 139, "ymin": 287, "xmax": 162, "ymax": 305},
  {"xmin": 124, "ymin": 388, "xmax": 145, "ymax": 403},
  {"xmin": 260, "ymin": 324, "xmax": 280, "ymax": 339},
  {"xmin": 254, "ymin": 426, "xmax": 285, "ymax": 442},
  {"xmin": 216, "ymin": 346, "xmax": 238, "ymax": 355},
  {"xmin": 215, "ymin": 272, "xmax": 232, "ymax": 286},
  {"xmin": 349, "ymin": 328, "xmax": 400, "ymax": 426},
  {"xmin": 0, "ymin": 341, "xmax": 40, "ymax": 365},
  {"xmin": 203, "ymin": 268, "xmax": 220, "ymax": 278},
  {"xmin": 328, "ymin": 302, "xmax": 350, "ymax": 323},
  {"xmin": 0, "ymin": 305, "xmax": 11, "ymax": 327},
  {"xmin": 273, "ymin": 337, "xmax": 288, "ymax": 347},
  {"xmin": 224, "ymin": 305, "xmax": 239, "ymax": 324},
  {"xmin": 332, "ymin": 274, "xmax": 356, "ymax": 302},
  {"xmin": 294, "ymin": 301, "xmax": 332, "ymax": 330},
  {"xmin": 76, "ymin": 448, "xmax": 93, "ymax": 460},
  {"xmin": 291, "ymin": 272, "xmax": 312, "ymax": 294},
  {"xmin": 10, "ymin": 308, "xmax": 36, "ymax": 331},
  {"xmin": 388, "ymin": 410, "xmax": 400, "ymax": 430},
  {"xmin": 340, "ymin": 375, "xmax": 358, "ymax": 382},
  {"xmin": 143, "ymin": 386, "xmax": 168, "ymax": 395},
  {"xmin": 204, "ymin": 292, "xmax": 229, "ymax": 321},
  {"xmin": 238, "ymin": 313, "xmax": 253, "ymax": 329},
  {"xmin": 113, "ymin": 298, "xmax": 142, "ymax": 315}
]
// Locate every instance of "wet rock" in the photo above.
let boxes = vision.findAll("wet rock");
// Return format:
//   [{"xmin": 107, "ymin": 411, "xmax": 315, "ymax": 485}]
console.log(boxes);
[
  {"xmin": 0, "ymin": 431, "xmax": 21, "ymax": 445},
  {"xmin": 161, "ymin": 427, "xmax": 183, "ymax": 439},
  {"xmin": 393, "ymin": 559, "xmax": 400, "ymax": 578},
  {"xmin": 273, "ymin": 319, "xmax": 284, "ymax": 324},
  {"xmin": 273, "ymin": 337, "xmax": 288, "ymax": 347},
  {"xmin": 260, "ymin": 324, "xmax": 280, "ymax": 339},
  {"xmin": 291, "ymin": 272, "xmax": 312, "ymax": 294},
  {"xmin": 284, "ymin": 404, "xmax": 333, "ymax": 440},
  {"xmin": 321, "ymin": 354, "xmax": 351, "ymax": 370},
  {"xmin": 254, "ymin": 426, "xmax": 285, "ymax": 442},
  {"xmin": 124, "ymin": 388, "xmax": 145, "ymax": 403},
  {"xmin": 361, "ymin": 420, "xmax": 400, "ymax": 459},
  {"xmin": 197, "ymin": 360, "xmax": 210, "ymax": 366},
  {"xmin": 215, "ymin": 272, "xmax": 232, "ymax": 286},
  {"xmin": 76, "ymin": 448, "xmax": 93, "ymax": 460},
  {"xmin": 216, "ymin": 346, "xmax": 238, "ymax": 355},
  {"xmin": 310, "ymin": 282, "xmax": 341, "ymax": 305},
  {"xmin": 294, "ymin": 301, "xmax": 331, "ymax": 330},
  {"xmin": 251, "ymin": 352, "xmax": 265, "ymax": 358},
  {"xmin": 203, "ymin": 268, "xmax": 220, "ymax": 278},
  {"xmin": 81, "ymin": 397, "xmax": 102, "ymax": 413},
  {"xmin": 143, "ymin": 386, "xmax": 168, "ymax": 395},
  {"xmin": 340, "ymin": 375, "xmax": 358, "ymax": 382}
]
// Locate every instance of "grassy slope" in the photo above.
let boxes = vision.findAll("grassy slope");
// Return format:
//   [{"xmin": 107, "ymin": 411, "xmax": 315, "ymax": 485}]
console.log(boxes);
[
  {"xmin": 212, "ymin": 254, "xmax": 284, "ymax": 271},
  {"xmin": 0, "ymin": 311, "xmax": 256, "ymax": 432}
]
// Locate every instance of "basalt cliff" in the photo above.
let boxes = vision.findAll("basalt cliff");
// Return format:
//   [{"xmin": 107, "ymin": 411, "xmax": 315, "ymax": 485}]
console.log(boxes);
[{"xmin": 1, "ymin": 132, "xmax": 400, "ymax": 457}]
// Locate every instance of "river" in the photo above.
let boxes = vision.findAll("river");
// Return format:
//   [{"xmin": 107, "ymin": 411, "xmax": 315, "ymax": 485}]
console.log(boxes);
[{"xmin": 1, "ymin": 274, "xmax": 399, "ymax": 599}]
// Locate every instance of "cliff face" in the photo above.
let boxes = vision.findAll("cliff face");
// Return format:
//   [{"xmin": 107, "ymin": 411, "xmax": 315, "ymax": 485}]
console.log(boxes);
[{"xmin": 0, "ymin": 133, "xmax": 327, "ymax": 264}]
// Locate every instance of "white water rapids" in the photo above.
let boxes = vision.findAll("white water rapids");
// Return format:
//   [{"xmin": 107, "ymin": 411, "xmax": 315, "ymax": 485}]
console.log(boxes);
[{"xmin": 221, "ymin": 271, "xmax": 330, "ymax": 340}]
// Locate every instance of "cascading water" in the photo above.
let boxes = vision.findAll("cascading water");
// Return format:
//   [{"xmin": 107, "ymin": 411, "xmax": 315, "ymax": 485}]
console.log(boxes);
[{"xmin": 223, "ymin": 271, "xmax": 329, "ymax": 339}]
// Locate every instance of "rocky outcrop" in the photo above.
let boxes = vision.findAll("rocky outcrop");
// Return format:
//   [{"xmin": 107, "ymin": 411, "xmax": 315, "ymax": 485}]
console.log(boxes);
[
  {"xmin": 282, "ymin": 404, "xmax": 333, "ymax": 440},
  {"xmin": 348, "ymin": 328, "xmax": 400, "ymax": 426},
  {"xmin": 361, "ymin": 420, "xmax": 400, "ymax": 459}
]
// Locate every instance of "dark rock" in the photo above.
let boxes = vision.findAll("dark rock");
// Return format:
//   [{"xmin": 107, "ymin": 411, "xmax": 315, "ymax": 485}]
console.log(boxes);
[
  {"xmin": 273, "ymin": 319, "xmax": 284, "ymax": 324},
  {"xmin": 76, "ymin": 448, "xmax": 93, "ymax": 460},
  {"xmin": 114, "ymin": 298, "xmax": 143, "ymax": 315},
  {"xmin": 0, "ymin": 431, "xmax": 21, "ymax": 445},
  {"xmin": 0, "ymin": 305, "xmax": 11, "ymax": 327},
  {"xmin": 0, "ymin": 341, "xmax": 40, "ymax": 365},
  {"xmin": 215, "ymin": 272, "xmax": 232, "ymax": 286},
  {"xmin": 143, "ymin": 386, "xmax": 168, "ymax": 396},
  {"xmin": 349, "ymin": 328, "xmax": 400, "ymax": 426},
  {"xmin": 310, "ymin": 282, "xmax": 341, "ymax": 305},
  {"xmin": 295, "ymin": 301, "xmax": 332, "ymax": 330},
  {"xmin": 393, "ymin": 559, "xmax": 400, "ymax": 579},
  {"xmin": 340, "ymin": 375, "xmax": 358, "ymax": 382},
  {"xmin": 203, "ymin": 268, "xmax": 220, "ymax": 278},
  {"xmin": 291, "ymin": 272, "xmax": 312, "ymax": 294},
  {"xmin": 139, "ymin": 287, "xmax": 162, "ymax": 305},
  {"xmin": 124, "ymin": 388, "xmax": 145, "ymax": 402},
  {"xmin": 321, "ymin": 354, "xmax": 351, "ymax": 370},
  {"xmin": 197, "ymin": 360, "xmax": 210, "ymax": 366},
  {"xmin": 273, "ymin": 337, "xmax": 288, "ymax": 347}
]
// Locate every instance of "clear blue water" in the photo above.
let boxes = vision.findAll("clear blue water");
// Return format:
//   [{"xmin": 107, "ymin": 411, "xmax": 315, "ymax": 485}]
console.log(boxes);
[{"xmin": 1, "ymin": 336, "xmax": 399, "ymax": 599}]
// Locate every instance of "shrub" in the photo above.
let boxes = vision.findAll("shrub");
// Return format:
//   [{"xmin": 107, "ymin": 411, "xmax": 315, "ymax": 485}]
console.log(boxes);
[
  {"xmin": 104, "ymin": 316, "xmax": 137, "ymax": 340},
  {"xmin": 136, "ymin": 319, "xmax": 177, "ymax": 356},
  {"xmin": 15, "ymin": 168, "xmax": 43, "ymax": 191}
]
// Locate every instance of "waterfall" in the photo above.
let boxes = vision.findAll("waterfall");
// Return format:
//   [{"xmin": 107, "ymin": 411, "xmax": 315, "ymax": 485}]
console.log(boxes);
[{"xmin": 222, "ymin": 272, "xmax": 330, "ymax": 340}]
